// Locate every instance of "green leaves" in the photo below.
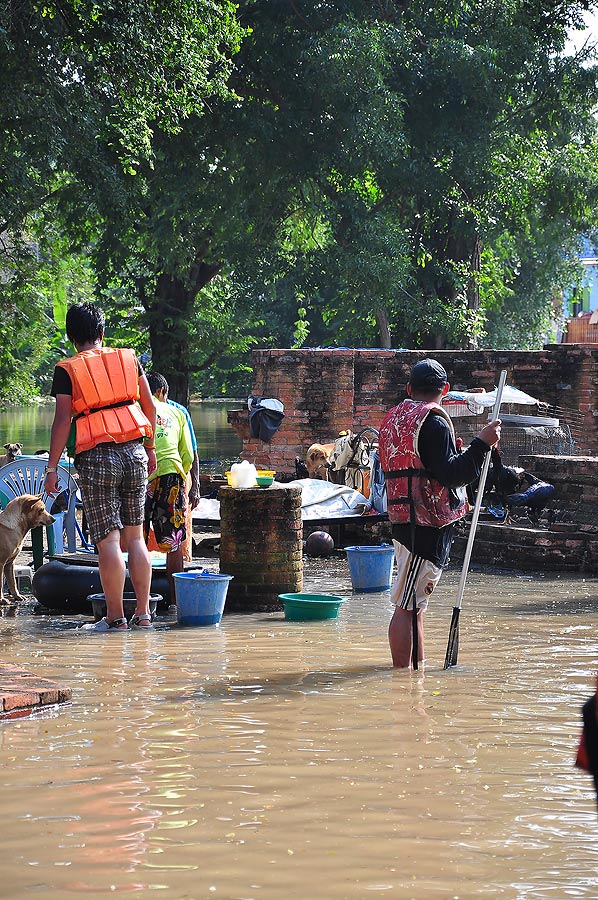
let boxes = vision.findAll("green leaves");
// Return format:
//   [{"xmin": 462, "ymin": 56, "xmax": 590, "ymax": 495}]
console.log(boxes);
[{"xmin": 3, "ymin": 0, "xmax": 598, "ymax": 402}]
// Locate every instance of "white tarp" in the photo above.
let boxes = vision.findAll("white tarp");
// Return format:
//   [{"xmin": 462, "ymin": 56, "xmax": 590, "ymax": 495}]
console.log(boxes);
[
  {"xmin": 286, "ymin": 478, "xmax": 369, "ymax": 519},
  {"xmin": 191, "ymin": 479, "xmax": 370, "ymax": 523},
  {"xmin": 192, "ymin": 497, "xmax": 221, "ymax": 521}
]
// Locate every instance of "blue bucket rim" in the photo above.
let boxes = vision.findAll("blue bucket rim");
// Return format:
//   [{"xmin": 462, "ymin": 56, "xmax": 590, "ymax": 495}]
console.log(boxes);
[
  {"xmin": 173, "ymin": 571, "xmax": 234, "ymax": 581},
  {"xmin": 344, "ymin": 544, "xmax": 393, "ymax": 553}
]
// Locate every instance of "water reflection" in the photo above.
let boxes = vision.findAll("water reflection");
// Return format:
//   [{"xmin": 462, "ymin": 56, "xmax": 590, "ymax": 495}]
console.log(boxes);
[
  {"xmin": 0, "ymin": 400, "xmax": 243, "ymax": 471},
  {"xmin": 1, "ymin": 567, "xmax": 598, "ymax": 898}
]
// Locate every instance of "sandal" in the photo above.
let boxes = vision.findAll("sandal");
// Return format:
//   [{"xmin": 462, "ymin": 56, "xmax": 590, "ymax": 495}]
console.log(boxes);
[
  {"xmin": 80, "ymin": 617, "xmax": 128, "ymax": 632},
  {"xmin": 129, "ymin": 613, "xmax": 154, "ymax": 630}
]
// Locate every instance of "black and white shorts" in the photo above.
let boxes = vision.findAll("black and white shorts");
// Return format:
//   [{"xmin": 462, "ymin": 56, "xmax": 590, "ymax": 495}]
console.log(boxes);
[{"xmin": 391, "ymin": 541, "xmax": 443, "ymax": 611}]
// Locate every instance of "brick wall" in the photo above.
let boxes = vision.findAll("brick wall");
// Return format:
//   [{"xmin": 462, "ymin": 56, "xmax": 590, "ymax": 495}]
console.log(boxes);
[
  {"xmin": 452, "ymin": 519, "xmax": 598, "ymax": 573},
  {"xmin": 451, "ymin": 454, "xmax": 598, "ymax": 573},
  {"xmin": 229, "ymin": 346, "xmax": 598, "ymax": 474},
  {"xmin": 518, "ymin": 454, "xmax": 598, "ymax": 526}
]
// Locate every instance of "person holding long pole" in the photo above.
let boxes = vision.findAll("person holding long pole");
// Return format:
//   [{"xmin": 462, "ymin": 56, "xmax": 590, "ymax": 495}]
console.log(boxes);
[{"xmin": 378, "ymin": 359, "xmax": 501, "ymax": 669}]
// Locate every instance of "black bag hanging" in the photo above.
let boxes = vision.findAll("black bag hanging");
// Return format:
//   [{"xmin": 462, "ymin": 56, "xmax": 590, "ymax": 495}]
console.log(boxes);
[{"xmin": 248, "ymin": 396, "xmax": 285, "ymax": 443}]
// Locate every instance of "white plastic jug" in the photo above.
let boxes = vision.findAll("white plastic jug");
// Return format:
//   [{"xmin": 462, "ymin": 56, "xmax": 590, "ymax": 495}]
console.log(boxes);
[{"xmin": 230, "ymin": 460, "xmax": 258, "ymax": 488}]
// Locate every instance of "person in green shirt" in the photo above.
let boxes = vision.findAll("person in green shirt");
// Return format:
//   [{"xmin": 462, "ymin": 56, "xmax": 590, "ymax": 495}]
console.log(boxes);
[{"xmin": 144, "ymin": 372, "xmax": 194, "ymax": 602}]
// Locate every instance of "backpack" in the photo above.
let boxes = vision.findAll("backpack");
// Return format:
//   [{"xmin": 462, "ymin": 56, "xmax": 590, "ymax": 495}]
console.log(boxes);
[{"xmin": 330, "ymin": 429, "xmax": 374, "ymax": 495}]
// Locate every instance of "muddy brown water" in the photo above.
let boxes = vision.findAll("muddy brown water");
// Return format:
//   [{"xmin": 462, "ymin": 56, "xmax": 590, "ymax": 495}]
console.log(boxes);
[{"xmin": 1, "ymin": 557, "xmax": 598, "ymax": 900}]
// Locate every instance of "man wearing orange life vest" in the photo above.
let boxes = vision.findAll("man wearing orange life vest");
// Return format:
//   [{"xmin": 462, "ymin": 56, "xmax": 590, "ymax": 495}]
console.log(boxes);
[
  {"xmin": 378, "ymin": 359, "xmax": 501, "ymax": 668},
  {"xmin": 44, "ymin": 303, "xmax": 158, "ymax": 632}
]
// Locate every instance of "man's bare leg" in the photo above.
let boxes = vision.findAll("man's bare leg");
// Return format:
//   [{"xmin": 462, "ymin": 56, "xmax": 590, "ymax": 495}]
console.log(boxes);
[
  {"xmin": 123, "ymin": 523, "xmax": 152, "ymax": 618},
  {"xmin": 166, "ymin": 546, "xmax": 184, "ymax": 606},
  {"xmin": 389, "ymin": 607, "xmax": 425, "ymax": 668},
  {"xmin": 96, "ymin": 529, "xmax": 127, "ymax": 623}
]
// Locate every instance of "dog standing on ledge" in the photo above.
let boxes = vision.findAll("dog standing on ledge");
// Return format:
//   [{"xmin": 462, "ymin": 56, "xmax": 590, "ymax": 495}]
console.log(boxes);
[
  {"xmin": 0, "ymin": 443, "xmax": 23, "ymax": 468},
  {"xmin": 305, "ymin": 443, "xmax": 335, "ymax": 480}
]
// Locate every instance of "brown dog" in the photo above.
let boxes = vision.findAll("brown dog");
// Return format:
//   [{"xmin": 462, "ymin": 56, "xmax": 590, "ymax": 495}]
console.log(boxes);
[
  {"xmin": 0, "ymin": 443, "xmax": 23, "ymax": 468},
  {"xmin": 0, "ymin": 495, "xmax": 54, "ymax": 603},
  {"xmin": 305, "ymin": 443, "xmax": 335, "ymax": 480}
]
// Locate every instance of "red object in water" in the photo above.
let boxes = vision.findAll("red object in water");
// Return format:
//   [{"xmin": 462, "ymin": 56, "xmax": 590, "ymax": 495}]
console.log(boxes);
[{"xmin": 576, "ymin": 730, "xmax": 590, "ymax": 772}]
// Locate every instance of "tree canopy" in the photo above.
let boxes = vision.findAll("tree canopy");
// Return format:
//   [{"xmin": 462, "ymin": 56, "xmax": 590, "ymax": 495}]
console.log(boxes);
[
  {"xmin": 0, "ymin": 0, "xmax": 243, "ymax": 398},
  {"xmin": 2, "ymin": 0, "xmax": 598, "ymax": 402}
]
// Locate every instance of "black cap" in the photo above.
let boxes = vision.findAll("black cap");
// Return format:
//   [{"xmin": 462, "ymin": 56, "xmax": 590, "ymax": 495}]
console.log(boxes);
[{"xmin": 409, "ymin": 358, "xmax": 448, "ymax": 391}]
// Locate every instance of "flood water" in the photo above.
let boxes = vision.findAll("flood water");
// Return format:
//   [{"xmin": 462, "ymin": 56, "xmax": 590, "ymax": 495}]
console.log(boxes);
[
  {"xmin": 1, "ymin": 561, "xmax": 598, "ymax": 899},
  {"xmin": 0, "ymin": 400, "xmax": 244, "ymax": 470}
]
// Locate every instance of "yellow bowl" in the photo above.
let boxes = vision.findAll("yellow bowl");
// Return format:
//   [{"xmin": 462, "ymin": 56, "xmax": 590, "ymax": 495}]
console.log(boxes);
[
  {"xmin": 224, "ymin": 471, "xmax": 233, "ymax": 486},
  {"xmin": 257, "ymin": 469, "xmax": 276, "ymax": 477}
]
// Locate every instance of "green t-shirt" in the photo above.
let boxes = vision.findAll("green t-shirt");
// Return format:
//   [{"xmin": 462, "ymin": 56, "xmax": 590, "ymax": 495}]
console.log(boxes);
[{"xmin": 151, "ymin": 397, "xmax": 194, "ymax": 481}]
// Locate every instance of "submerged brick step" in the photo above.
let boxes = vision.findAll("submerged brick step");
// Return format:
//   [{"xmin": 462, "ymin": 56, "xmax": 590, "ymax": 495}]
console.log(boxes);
[
  {"xmin": 452, "ymin": 522, "xmax": 598, "ymax": 573},
  {"xmin": 0, "ymin": 664, "xmax": 72, "ymax": 720}
]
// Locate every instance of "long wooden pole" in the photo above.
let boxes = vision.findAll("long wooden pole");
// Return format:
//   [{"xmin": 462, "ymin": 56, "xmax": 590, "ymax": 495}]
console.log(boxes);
[{"xmin": 443, "ymin": 370, "xmax": 507, "ymax": 669}]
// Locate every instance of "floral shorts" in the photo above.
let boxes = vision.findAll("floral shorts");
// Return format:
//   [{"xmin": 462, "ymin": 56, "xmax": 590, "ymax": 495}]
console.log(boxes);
[{"xmin": 144, "ymin": 473, "xmax": 187, "ymax": 553}]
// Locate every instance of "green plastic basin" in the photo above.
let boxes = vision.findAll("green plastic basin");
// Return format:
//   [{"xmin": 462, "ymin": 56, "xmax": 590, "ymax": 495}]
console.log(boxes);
[{"xmin": 279, "ymin": 592, "xmax": 347, "ymax": 621}]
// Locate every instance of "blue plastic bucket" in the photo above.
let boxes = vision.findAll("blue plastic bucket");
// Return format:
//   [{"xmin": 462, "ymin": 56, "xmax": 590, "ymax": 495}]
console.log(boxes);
[
  {"xmin": 344, "ymin": 544, "xmax": 395, "ymax": 592},
  {"xmin": 173, "ymin": 571, "xmax": 233, "ymax": 626}
]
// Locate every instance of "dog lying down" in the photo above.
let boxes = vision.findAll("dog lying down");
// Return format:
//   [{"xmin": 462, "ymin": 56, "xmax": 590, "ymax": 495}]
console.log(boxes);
[{"xmin": 0, "ymin": 495, "xmax": 54, "ymax": 604}]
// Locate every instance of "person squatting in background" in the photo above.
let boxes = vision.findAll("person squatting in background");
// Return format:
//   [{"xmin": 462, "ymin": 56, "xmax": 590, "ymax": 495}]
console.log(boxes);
[
  {"xmin": 144, "ymin": 372, "xmax": 194, "ymax": 604},
  {"xmin": 480, "ymin": 447, "xmax": 556, "ymax": 525},
  {"xmin": 378, "ymin": 358, "xmax": 502, "ymax": 668},
  {"xmin": 44, "ymin": 302, "xmax": 157, "ymax": 631}
]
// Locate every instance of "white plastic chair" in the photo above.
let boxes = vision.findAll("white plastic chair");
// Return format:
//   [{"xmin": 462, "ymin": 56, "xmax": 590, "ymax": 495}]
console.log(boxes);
[{"xmin": 0, "ymin": 456, "xmax": 79, "ymax": 566}]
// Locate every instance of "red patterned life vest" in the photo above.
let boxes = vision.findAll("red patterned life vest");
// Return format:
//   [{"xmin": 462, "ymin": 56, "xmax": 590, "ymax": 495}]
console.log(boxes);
[
  {"xmin": 57, "ymin": 347, "xmax": 152, "ymax": 454},
  {"xmin": 378, "ymin": 399, "xmax": 468, "ymax": 528}
]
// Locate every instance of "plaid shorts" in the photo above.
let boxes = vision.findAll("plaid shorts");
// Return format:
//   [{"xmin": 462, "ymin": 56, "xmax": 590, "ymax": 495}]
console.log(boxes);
[
  {"xmin": 144, "ymin": 472, "xmax": 187, "ymax": 553},
  {"xmin": 75, "ymin": 440, "xmax": 148, "ymax": 544}
]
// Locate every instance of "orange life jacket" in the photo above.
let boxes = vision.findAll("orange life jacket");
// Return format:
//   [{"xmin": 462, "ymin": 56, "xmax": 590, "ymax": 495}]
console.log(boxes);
[{"xmin": 56, "ymin": 347, "xmax": 153, "ymax": 454}]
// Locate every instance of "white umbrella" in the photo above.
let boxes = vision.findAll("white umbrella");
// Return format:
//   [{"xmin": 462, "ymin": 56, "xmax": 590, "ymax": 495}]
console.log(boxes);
[{"xmin": 445, "ymin": 385, "xmax": 540, "ymax": 410}]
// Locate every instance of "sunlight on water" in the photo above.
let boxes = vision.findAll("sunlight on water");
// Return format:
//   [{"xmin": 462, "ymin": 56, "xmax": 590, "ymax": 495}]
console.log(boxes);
[{"xmin": 1, "ymin": 564, "xmax": 598, "ymax": 899}]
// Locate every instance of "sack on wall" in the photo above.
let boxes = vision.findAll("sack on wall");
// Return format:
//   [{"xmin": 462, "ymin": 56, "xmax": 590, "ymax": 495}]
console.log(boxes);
[
  {"xmin": 248, "ymin": 396, "xmax": 285, "ymax": 443},
  {"xmin": 369, "ymin": 449, "xmax": 387, "ymax": 514}
]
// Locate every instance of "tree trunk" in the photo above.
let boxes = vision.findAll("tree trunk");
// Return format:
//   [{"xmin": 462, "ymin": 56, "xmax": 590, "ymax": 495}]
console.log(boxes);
[
  {"xmin": 147, "ymin": 274, "xmax": 195, "ymax": 405},
  {"xmin": 146, "ymin": 255, "xmax": 221, "ymax": 403},
  {"xmin": 416, "ymin": 331, "xmax": 445, "ymax": 350},
  {"xmin": 464, "ymin": 233, "xmax": 482, "ymax": 349},
  {"xmin": 375, "ymin": 306, "xmax": 391, "ymax": 348}
]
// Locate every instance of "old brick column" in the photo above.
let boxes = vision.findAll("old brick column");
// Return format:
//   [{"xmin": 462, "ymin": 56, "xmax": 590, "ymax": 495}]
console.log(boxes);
[{"xmin": 219, "ymin": 484, "xmax": 303, "ymax": 612}]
